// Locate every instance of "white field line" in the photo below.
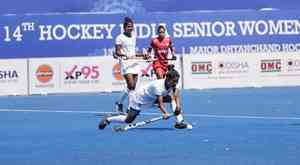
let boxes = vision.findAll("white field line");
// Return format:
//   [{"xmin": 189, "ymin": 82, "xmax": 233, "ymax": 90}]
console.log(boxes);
[{"xmin": 1, "ymin": 108, "xmax": 300, "ymax": 120}]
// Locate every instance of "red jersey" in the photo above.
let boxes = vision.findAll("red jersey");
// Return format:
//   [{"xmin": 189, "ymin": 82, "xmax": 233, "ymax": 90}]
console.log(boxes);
[
  {"xmin": 150, "ymin": 36, "xmax": 173, "ymax": 77},
  {"xmin": 150, "ymin": 36, "xmax": 173, "ymax": 63}
]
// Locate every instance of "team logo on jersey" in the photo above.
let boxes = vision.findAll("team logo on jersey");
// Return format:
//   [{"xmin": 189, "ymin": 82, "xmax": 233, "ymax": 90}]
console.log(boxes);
[
  {"xmin": 261, "ymin": 59, "xmax": 281, "ymax": 73},
  {"xmin": 191, "ymin": 61, "xmax": 212, "ymax": 74},
  {"xmin": 36, "ymin": 64, "xmax": 53, "ymax": 83}
]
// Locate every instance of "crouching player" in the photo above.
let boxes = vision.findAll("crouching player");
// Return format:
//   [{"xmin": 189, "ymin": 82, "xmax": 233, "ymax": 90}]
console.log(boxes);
[{"xmin": 98, "ymin": 65, "xmax": 191, "ymax": 130}]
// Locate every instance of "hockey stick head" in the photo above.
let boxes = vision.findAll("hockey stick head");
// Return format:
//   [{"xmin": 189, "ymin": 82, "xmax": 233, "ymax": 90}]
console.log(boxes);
[{"xmin": 113, "ymin": 125, "xmax": 126, "ymax": 132}]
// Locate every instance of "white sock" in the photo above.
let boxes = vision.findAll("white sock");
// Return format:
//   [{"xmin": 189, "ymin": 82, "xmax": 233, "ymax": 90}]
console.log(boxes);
[
  {"xmin": 107, "ymin": 115, "xmax": 127, "ymax": 123},
  {"xmin": 171, "ymin": 100, "xmax": 184, "ymax": 123},
  {"xmin": 176, "ymin": 114, "xmax": 184, "ymax": 123}
]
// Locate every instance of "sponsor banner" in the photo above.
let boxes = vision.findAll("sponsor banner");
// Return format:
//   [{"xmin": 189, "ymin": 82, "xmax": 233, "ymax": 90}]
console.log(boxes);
[
  {"xmin": 29, "ymin": 58, "xmax": 60, "ymax": 94},
  {"xmin": 61, "ymin": 56, "xmax": 111, "ymax": 93},
  {"xmin": 183, "ymin": 54, "xmax": 257, "ymax": 89},
  {"xmin": 29, "ymin": 56, "xmax": 112, "ymax": 94},
  {"xmin": 183, "ymin": 53, "xmax": 300, "ymax": 89},
  {"xmin": 2, "ymin": 10, "xmax": 300, "ymax": 59},
  {"xmin": 111, "ymin": 58, "xmax": 182, "ymax": 91},
  {"xmin": 257, "ymin": 52, "xmax": 300, "ymax": 87},
  {"xmin": 111, "ymin": 59, "xmax": 126, "ymax": 91},
  {"xmin": 0, "ymin": 59, "xmax": 28, "ymax": 96}
]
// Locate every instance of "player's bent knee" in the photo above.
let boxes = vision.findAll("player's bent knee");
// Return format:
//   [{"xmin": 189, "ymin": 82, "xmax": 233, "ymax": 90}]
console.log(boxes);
[
  {"xmin": 125, "ymin": 117, "xmax": 134, "ymax": 123},
  {"xmin": 125, "ymin": 108, "xmax": 140, "ymax": 123}
]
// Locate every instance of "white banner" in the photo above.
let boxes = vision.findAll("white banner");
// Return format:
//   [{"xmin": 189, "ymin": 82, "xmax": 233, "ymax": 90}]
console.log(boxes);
[
  {"xmin": 183, "ymin": 53, "xmax": 300, "ymax": 89},
  {"xmin": 60, "ymin": 56, "xmax": 112, "ymax": 93},
  {"xmin": 29, "ymin": 56, "xmax": 112, "ymax": 94},
  {"xmin": 257, "ymin": 52, "xmax": 300, "ymax": 87},
  {"xmin": 111, "ymin": 59, "xmax": 126, "ymax": 92},
  {"xmin": 183, "ymin": 54, "xmax": 256, "ymax": 89},
  {"xmin": 29, "ymin": 58, "xmax": 61, "ymax": 94},
  {"xmin": 0, "ymin": 59, "xmax": 28, "ymax": 96}
]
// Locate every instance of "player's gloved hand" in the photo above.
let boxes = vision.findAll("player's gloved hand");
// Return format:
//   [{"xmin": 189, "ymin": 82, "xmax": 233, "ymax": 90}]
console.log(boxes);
[
  {"xmin": 122, "ymin": 55, "xmax": 129, "ymax": 60},
  {"xmin": 174, "ymin": 107, "xmax": 181, "ymax": 116},
  {"xmin": 171, "ymin": 55, "xmax": 177, "ymax": 60},
  {"xmin": 143, "ymin": 53, "xmax": 151, "ymax": 60},
  {"xmin": 113, "ymin": 52, "xmax": 118, "ymax": 59},
  {"xmin": 114, "ymin": 53, "xmax": 128, "ymax": 60},
  {"xmin": 163, "ymin": 112, "xmax": 170, "ymax": 120}
]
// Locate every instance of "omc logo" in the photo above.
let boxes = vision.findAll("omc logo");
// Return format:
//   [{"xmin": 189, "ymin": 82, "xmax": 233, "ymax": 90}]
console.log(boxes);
[
  {"xmin": 191, "ymin": 62, "xmax": 212, "ymax": 74},
  {"xmin": 261, "ymin": 59, "xmax": 281, "ymax": 73}
]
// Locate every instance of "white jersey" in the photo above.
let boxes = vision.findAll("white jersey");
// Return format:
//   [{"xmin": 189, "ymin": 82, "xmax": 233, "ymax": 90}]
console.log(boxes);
[
  {"xmin": 115, "ymin": 33, "xmax": 136, "ymax": 57},
  {"xmin": 129, "ymin": 79, "xmax": 175, "ymax": 110},
  {"xmin": 115, "ymin": 33, "xmax": 140, "ymax": 75}
]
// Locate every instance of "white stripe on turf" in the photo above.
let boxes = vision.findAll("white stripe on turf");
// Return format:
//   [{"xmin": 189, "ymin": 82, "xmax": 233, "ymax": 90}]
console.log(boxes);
[{"xmin": 1, "ymin": 108, "xmax": 300, "ymax": 120}]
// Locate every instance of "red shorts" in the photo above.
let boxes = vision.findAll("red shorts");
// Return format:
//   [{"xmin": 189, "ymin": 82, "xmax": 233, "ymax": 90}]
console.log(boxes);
[{"xmin": 152, "ymin": 60, "xmax": 168, "ymax": 76}]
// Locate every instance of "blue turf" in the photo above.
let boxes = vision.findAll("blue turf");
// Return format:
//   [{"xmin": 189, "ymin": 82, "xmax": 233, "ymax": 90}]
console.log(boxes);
[{"xmin": 1, "ymin": 87, "xmax": 300, "ymax": 165}]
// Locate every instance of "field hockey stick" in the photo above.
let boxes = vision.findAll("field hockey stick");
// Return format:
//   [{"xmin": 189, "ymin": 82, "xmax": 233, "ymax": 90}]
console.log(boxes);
[
  {"xmin": 95, "ymin": 112, "xmax": 121, "ymax": 117},
  {"xmin": 113, "ymin": 52, "xmax": 177, "ymax": 62},
  {"xmin": 113, "ymin": 115, "xmax": 173, "ymax": 132},
  {"xmin": 113, "ymin": 54, "xmax": 153, "ymax": 62},
  {"xmin": 129, "ymin": 57, "xmax": 177, "ymax": 63}
]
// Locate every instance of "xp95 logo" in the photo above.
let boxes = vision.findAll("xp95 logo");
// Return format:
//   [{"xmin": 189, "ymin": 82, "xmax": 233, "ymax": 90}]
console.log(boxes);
[{"xmin": 65, "ymin": 65, "xmax": 100, "ymax": 80}]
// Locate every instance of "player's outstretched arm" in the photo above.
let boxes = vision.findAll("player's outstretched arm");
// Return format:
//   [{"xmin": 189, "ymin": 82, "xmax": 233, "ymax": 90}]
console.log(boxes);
[{"xmin": 157, "ymin": 95, "xmax": 170, "ymax": 119}]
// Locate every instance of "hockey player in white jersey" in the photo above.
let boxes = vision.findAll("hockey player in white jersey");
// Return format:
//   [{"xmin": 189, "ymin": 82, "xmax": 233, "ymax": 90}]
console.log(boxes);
[{"xmin": 99, "ymin": 65, "xmax": 191, "ymax": 130}]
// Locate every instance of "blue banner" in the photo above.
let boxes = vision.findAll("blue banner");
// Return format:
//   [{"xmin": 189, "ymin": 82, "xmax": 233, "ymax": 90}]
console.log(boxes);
[
  {"xmin": 1, "ymin": 0, "xmax": 300, "ymax": 14},
  {"xmin": 1, "ymin": 10, "xmax": 300, "ymax": 58}
]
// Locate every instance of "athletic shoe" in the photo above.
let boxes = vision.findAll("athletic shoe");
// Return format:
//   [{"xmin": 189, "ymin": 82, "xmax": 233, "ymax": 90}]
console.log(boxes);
[
  {"xmin": 98, "ymin": 118, "xmax": 110, "ymax": 130},
  {"xmin": 174, "ymin": 121, "xmax": 190, "ymax": 129},
  {"xmin": 114, "ymin": 102, "xmax": 123, "ymax": 114}
]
